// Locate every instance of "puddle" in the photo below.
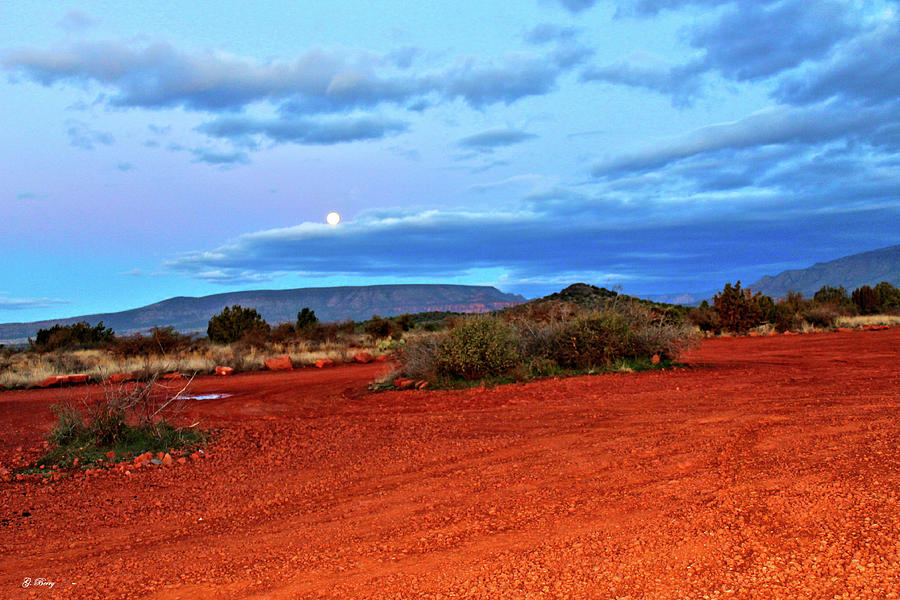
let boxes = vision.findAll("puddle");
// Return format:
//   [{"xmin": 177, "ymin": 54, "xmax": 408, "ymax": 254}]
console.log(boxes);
[{"xmin": 181, "ymin": 393, "xmax": 232, "ymax": 401}]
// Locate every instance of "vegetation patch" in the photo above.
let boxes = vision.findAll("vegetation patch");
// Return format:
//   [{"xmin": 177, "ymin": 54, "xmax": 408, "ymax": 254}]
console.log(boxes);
[{"xmin": 24, "ymin": 377, "xmax": 206, "ymax": 472}]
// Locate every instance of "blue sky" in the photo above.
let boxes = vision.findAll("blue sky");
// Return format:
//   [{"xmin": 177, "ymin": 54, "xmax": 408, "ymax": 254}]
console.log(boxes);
[{"xmin": 2, "ymin": 0, "xmax": 899, "ymax": 322}]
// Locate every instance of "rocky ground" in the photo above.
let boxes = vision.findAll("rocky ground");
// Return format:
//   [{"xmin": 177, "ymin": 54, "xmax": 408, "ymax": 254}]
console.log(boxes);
[{"xmin": 1, "ymin": 328, "xmax": 898, "ymax": 599}]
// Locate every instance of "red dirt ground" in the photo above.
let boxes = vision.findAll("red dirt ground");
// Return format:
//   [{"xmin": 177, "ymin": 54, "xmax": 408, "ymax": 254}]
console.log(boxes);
[{"xmin": 1, "ymin": 329, "xmax": 898, "ymax": 599}]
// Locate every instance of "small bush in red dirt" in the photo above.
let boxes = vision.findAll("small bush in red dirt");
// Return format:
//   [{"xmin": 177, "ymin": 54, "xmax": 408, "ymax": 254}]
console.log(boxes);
[{"xmin": 713, "ymin": 282, "xmax": 767, "ymax": 335}]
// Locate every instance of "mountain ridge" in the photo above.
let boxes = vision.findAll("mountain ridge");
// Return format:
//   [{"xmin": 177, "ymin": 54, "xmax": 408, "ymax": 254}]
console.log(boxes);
[
  {"xmin": 649, "ymin": 244, "xmax": 900, "ymax": 305},
  {"xmin": 0, "ymin": 284, "xmax": 525, "ymax": 344}
]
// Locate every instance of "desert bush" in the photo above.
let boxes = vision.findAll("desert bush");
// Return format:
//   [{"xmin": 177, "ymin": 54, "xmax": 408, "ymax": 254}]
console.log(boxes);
[
  {"xmin": 713, "ymin": 282, "xmax": 766, "ymax": 334},
  {"xmin": 296, "ymin": 307, "xmax": 318, "ymax": 330},
  {"xmin": 365, "ymin": 315, "xmax": 404, "ymax": 341},
  {"xmin": 874, "ymin": 281, "xmax": 900, "ymax": 311},
  {"xmin": 435, "ymin": 317, "xmax": 520, "ymax": 379},
  {"xmin": 546, "ymin": 311, "xmax": 637, "ymax": 369},
  {"xmin": 851, "ymin": 285, "xmax": 880, "ymax": 315},
  {"xmin": 207, "ymin": 305, "xmax": 270, "ymax": 344},
  {"xmin": 40, "ymin": 376, "xmax": 204, "ymax": 468},
  {"xmin": 110, "ymin": 326, "xmax": 193, "ymax": 357},
  {"xmin": 30, "ymin": 321, "xmax": 115, "ymax": 353},
  {"xmin": 398, "ymin": 333, "xmax": 443, "ymax": 381},
  {"xmin": 802, "ymin": 305, "xmax": 839, "ymax": 329},
  {"xmin": 813, "ymin": 286, "xmax": 853, "ymax": 310},
  {"xmin": 687, "ymin": 301, "xmax": 721, "ymax": 334}
]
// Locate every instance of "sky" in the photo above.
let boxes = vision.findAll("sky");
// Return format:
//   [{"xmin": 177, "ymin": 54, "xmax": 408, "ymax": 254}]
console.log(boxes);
[{"xmin": 2, "ymin": 0, "xmax": 899, "ymax": 323}]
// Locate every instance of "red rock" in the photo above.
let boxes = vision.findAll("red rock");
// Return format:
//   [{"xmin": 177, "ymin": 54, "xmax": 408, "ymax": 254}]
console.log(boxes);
[
  {"xmin": 105, "ymin": 450, "xmax": 116, "ymax": 460},
  {"xmin": 177, "ymin": 457, "xmax": 187, "ymax": 465},
  {"xmin": 190, "ymin": 452, "xmax": 201, "ymax": 461},
  {"xmin": 67, "ymin": 374, "xmax": 90, "ymax": 384},
  {"xmin": 162, "ymin": 372, "xmax": 183, "ymax": 380},
  {"xmin": 215, "ymin": 366, "xmax": 235, "ymax": 376},
  {"xmin": 108, "ymin": 373, "xmax": 135, "ymax": 383},
  {"xmin": 36, "ymin": 376, "xmax": 65, "ymax": 388},
  {"xmin": 315, "ymin": 358, "xmax": 335, "ymax": 369},
  {"xmin": 265, "ymin": 355, "xmax": 294, "ymax": 371},
  {"xmin": 353, "ymin": 352, "xmax": 374, "ymax": 364},
  {"xmin": 375, "ymin": 354, "xmax": 392, "ymax": 362},
  {"xmin": 393, "ymin": 377, "xmax": 415, "ymax": 390},
  {"xmin": 415, "ymin": 380, "xmax": 430, "ymax": 390},
  {"xmin": 863, "ymin": 324, "xmax": 889, "ymax": 331},
  {"xmin": 162, "ymin": 453, "xmax": 174, "ymax": 467},
  {"xmin": 748, "ymin": 332, "xmax": 761, "ymax": 337},
  {"xmin": 836, "ymin": 327, "xmax": 853, "ymax": 332},
  {"xmin": 651, "ymin": 354, "xmax": 661, "ymax": 364}
]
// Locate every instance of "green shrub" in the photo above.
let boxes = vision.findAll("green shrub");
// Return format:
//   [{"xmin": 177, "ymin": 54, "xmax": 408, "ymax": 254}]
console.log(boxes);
[
  {"xmin": 296, "ymin": 307, "xmax": 318, "ymax": 330},
  {"xmin": 110, "ymin": 326, "xmax": 193, "ymax": 357},
  {"xmin": 874, "ymin": 282, "xmax": 900, "ymax": 311},
  {"xmin": 207, "ymin": 305, "xmax": 270, "ymax": 344},
  {"xmin": 802, "ymin": 306, "xmax": 839, "ymax": 329},
  {"xmin": 687, "ymin": 301, "xmax": 721, "ymax": 334},
  {"xmin": 851, "ymin": 285, "xmax": 880, "ymax": 315},
  {"xmin": 547, "ymin": 311, "xmax": 636, "ymax": 369},
  {"xmin": 713, "ymin": 282, "xmax": 765, "ymax": 334},
  {"xmin": 30, "ymin": 321, "xmax": 115, "ymax": 353},
  {"xmin": 436, "ymin": 317, "xmax": 519, "ymax": 380}
]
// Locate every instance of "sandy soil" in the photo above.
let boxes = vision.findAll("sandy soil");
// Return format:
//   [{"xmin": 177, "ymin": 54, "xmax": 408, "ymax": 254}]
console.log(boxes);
[{"xmin": 1, "ymin": 329, "xmax": 898, "ymax": 599}]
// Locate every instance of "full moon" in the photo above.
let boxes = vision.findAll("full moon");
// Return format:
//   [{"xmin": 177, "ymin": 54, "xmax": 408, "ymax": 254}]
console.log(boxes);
[{"xmin": 326, "ymin": 211, "xmax": 341, "ymax": 226}]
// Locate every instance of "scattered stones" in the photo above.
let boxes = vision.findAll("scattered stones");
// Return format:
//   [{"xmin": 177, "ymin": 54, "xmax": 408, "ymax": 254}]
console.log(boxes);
[
  {"xmin": 214, "ymin": 366, "xmax": 235, "ymax": 376},
  {"xmin": 393, "ymin": 378, "xmax": 416, "ymax": 390},
  {"xmin": 108, "ymin": 373, "xmax": 135, "ymax": 384},
  {"xmin": 353, "ymin": 352, "xmax": 374, "ymax": 364},
  {"xmin": 315, "ymin": 358, "xmax": 335, "ymax": 369},
  {"xmin": 264, "ymin": 355, "xmax": 294, "ymax": 371}
]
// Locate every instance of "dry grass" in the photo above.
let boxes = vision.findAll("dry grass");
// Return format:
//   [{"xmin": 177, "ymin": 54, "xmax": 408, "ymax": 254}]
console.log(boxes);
[
  {"xmin": 835, "ymin": 314, "xmax": 900, "ymax": 328},
  {"xmin": 0, "ymin": 338, "xmax": 381, "ymax": 389}
]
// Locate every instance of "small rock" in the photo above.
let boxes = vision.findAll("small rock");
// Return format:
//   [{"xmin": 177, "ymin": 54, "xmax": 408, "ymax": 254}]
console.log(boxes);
[
  {"xmin": 352, "ymin": 352, "xmax": 374, "ymax": 364},
  {"xmin": 315, "ymin": 358, "xmax": 335, "ymax": 369},
  {"xmin": 161, "ymin": 372, "xmax": 183, "ymax": 380},
  {"xmin": 393, "ymin": 377, "xmax": 416, "ymax": 390},
  {"xmin": 108, "ymin": 373, "xmax": 135, "ymax": 384},
  {"xmin": 66, "ymin": 374, "xmax": 90, "ymax": 384},
  {"xmin": 177, "ymin": 457, "xmax": 187, "ymax": 465},
  {"xmin": 189, "ymin": 452, "xmax": 201, "ymax": 461},
  {"xmin": 415, "ymin": 380, "xmax": 430, "ymax": 390},
  {"xmin": 105, "ymin": 450, "xmax": 116, "ymax": 460},
  {"xmin": 651, "ymin": 354, "xmax": 661, "ymax": 365},
  {"xmin": 36, "ymin": 376, "xmax": 65, "ymax": 388},
  {"xmin": 162, "ymin": 453, "xmax": 174, "ymax": 467},
  {"xmin": 264, "ymin": 355, "xmax": 294, "ymax": 371},
  {"xmin": 214, "ymin": 366, "xmax": 235, "ymax": 376}
]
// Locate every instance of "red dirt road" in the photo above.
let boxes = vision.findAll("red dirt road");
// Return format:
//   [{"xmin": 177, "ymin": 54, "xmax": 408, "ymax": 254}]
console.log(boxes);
[{"xmin": 1, "ymin": 330, "xmax": 898, "ymax": 599}]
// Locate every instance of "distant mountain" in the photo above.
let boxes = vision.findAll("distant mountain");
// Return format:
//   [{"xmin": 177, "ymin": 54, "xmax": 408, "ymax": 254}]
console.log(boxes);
[
  {"xmin": 648, "ymin": 244, "xmax": 900, "ymax": 305},
  {"xmin": 747, "ymin": 245, "xmax": 900, "ymax": 298},
  {"xmin": 0, "ymin": 284, "xmax": 525, "ymax": 344}
]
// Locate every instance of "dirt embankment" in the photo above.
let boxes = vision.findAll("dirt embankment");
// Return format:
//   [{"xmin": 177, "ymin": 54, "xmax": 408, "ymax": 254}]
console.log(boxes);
[{"xmin": 1, "ymin": 329, "xmax": 898, "ymax": 599}]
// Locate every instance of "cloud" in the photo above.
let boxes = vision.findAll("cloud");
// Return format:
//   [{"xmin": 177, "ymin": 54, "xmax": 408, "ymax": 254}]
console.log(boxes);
[
  {"xmin": 457, "ymin": 128, "xmax": 537, "ymax": 152},
  {"xmin": 57, "ymin": 10, "xmax": 97, "ymax": 32},
  {"xmin": 525, "ymin": 24, "xmax": 578, "ymax": 44},
  {"xmin": 164, "ymin": 192, "xmax": 899, "ymax": 295},
  {"xmin": 16, "ymin": 191, "xmax": 38, "ymax": 200},
  {"xmin": 65, "ymin": 119, "xmax": 114, "ymax": 149},
  {"xmin": 777, "ymin": 16, "xmax": 900, "ymax": 106},
  {"xmin": 116, "ymin": 162, "xmax": 134, "ymax": 171},
  {"xmin": 198, "ymin": 114, "xmax": 408, "ymax": 146},
  {"xmin": 3, "ymin": 39, "xmax": 586, "ymax": 115},
  {"xmin": 581, "ymin": 52, "xmax": 705, "ymax": 105},
  {"xmin": 190, "ymin": 147, "xmax": 250, "ymax": 165},
  {"xmin": 591, "ymin": 103, "xmax": 892, "ymax": 176},
  {"xmin": 552, "ymin": 0, "xmax": 598, "ymax": 14},
  {"xmin": 0, "ymin": 294, "xmax": 69, "ymax": 310},
  {"xmin": 690, "ymin": 0, "xmax": 856, "ymax": 82}
]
